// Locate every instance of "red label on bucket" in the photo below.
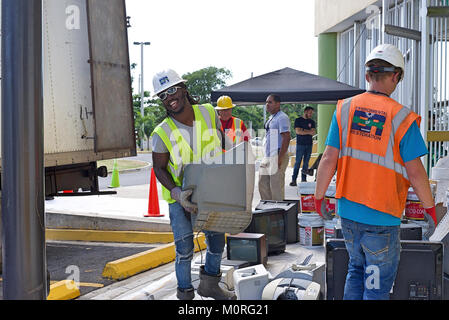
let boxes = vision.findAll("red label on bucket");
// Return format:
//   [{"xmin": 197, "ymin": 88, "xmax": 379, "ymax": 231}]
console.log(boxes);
[
  {"xmin": 325, "ymin": 197, "xmax": 336, "ymax": 216},
  {"xmin": 405, "ymin": 200, "xmax": 425, "ymax": 220},
  {"xmin": 301, "ymin": 195, "xmax": 315, "ymax": 212}
]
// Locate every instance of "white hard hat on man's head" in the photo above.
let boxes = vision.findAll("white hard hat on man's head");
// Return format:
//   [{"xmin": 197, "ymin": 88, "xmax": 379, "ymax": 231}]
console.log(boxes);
[
  {"xmin": 152, "ymin": 69, "xmax": 187, "ymax": 96},
  {"xmin": 365, "ymin": 43, "xmax": 405, "ymax": 81}
]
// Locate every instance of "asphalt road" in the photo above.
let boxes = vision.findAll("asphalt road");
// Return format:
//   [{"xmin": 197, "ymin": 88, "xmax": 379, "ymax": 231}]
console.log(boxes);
[
  {"xmin": 0, "ymin": 241, "xmax": 156, "ymax": 299},
  {"xmin": 98, "ymin": 153, "xmax": 153, "ymax": 189}
]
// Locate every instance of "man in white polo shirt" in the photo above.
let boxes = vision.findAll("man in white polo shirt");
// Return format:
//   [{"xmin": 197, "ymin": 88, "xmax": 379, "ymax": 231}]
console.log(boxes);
[{"xmin": 258, "ymin": 94, "xmax": 291, "ymax": 201}]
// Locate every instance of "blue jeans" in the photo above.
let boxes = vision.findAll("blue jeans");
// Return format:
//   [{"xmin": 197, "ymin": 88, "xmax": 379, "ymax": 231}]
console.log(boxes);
[
  {"xmin": 169, "ymin": 202, "xmax": 225, "ymax": 290},
  {"xmin": 340, "ymin": 218, "xmax": 401, "ymax": 300},
  {"xmin": 292, "ymin": 144, "xmax": 312, "ymax": 182}
]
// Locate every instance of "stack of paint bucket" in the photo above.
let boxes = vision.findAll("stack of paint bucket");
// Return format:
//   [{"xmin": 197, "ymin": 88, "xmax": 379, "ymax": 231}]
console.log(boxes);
[
  {"xmin": 297, "ymin": 182, "xmax": 323, "ymax": 248},
  {"xmin": 297, "ymin": 182, "xmax": 340, "ymax": 248}
]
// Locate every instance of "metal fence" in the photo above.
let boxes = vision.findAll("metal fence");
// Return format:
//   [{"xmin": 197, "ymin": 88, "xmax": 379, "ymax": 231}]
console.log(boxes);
[{"xmin": 336, "ymin": 0, "xmax": 449, "ymax": 172}]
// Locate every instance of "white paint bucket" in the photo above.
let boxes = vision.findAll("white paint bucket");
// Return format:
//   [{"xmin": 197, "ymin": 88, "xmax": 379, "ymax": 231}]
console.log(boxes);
[
  {"xmin": 324, "ymin": 217, "xmax": 338, "ymax": 239},
  {"xmin": 298, "ymin": 182, "xmax": 316, "ymax": 213},
  {"xmin": 298, "ymin": 213, "xmax": 324, "ymax": 247},
  {"xmin": 405, "ymin": 188, "xmax": 425, "ymax": 221}
]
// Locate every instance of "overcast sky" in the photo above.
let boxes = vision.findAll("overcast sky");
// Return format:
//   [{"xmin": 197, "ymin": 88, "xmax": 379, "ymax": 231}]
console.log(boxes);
[{"xmin": 125, "ymin": 0, "xmax": 318, "ymax": 95}]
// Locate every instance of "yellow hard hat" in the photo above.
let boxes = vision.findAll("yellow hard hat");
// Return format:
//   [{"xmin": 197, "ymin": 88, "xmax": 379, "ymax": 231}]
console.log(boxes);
[{"xmin": 215, "ymin": 96, "xmax": 235, "ymax": 110}]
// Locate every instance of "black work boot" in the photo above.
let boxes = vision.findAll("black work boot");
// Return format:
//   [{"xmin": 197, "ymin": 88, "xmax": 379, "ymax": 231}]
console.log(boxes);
[
  {"xmin": 197, "ymin": 266, "xmax": 236, "ymax": 300},
  {"xmin": 177, "ymin": 287, "xmax": 195, "ymax": 300}
]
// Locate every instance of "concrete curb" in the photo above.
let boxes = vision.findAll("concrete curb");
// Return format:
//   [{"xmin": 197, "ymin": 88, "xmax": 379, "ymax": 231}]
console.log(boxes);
[
  {"xmin": 46, "ymin": 229, "xmax": 174, "ymax": 244},
  {"xmin": 47, "ymin": 280, "xmax": 80, "ymax": 300},
  {"xmin": 46, "ymin": 211, "xmax": 172, "ymax": 233},
  {"xmin": 102, "ymin": 234, "xmax": 207, "ymax": 281}
]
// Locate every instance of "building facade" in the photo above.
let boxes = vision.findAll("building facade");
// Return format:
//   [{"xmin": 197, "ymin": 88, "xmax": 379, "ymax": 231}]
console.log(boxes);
[{"xmin": 315, "ymin": 0, "xmax": 449, "ymax": 171}]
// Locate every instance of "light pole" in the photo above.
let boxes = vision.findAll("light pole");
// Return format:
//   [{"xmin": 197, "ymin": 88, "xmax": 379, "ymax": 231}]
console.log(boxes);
[
  {"xmin": 133, "ymin": 41, "xmax": 151, "ymax": 150},
  {"xmin": 2, "ymin": 0, "xmax": 46, "ymax": 299}
]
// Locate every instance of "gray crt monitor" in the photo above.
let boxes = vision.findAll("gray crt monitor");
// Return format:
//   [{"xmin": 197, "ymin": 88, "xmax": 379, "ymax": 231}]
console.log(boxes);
[{"xmin": 182, "ymin": 142, "xmax": 255, "ymax": 234}]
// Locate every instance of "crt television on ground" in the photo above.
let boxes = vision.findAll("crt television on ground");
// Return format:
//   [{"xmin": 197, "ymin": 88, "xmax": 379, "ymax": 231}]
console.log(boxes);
[
  {"xmin": 182, "ymin": 142, "xmax": 255, "ymax": 234},
  {"xmin": 245, "ymin": 208, "xmax": 287, "ymax": 255},
  {"xmin": 325, "ymin": 239, "xmax": 443, "ymax": 300},
  {"xmin": 226, "ymin": 233, "xmax": 268, "ymax": 267},
  {"xmin": 255, "ymin": 200, "xmax": 299, "ymax": 244}
]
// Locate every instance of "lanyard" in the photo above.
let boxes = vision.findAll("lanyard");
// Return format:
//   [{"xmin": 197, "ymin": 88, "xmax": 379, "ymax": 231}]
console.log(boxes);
[
  {"xmin": 265, "ymin": 112, "xmax": 280, "ymax": 131},
  {"xmin": 223, "ymin": 117, "xmax": 234, "ymax": 129},
  {"xmin": 368, "ymin": 90, "xmax": 390, "ymax": 98}
]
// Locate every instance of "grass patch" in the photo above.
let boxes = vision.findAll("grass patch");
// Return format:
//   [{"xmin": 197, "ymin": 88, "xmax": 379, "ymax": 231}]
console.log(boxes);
[{"xmin": 97, "ymin": 159, "xmax": 149, "ymax": 173}]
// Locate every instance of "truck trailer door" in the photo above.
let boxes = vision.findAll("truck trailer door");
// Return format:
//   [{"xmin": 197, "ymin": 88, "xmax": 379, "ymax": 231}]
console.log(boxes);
[{"xmin": 86, "ymin": 0, "xmax": 136, "ymax": 153}]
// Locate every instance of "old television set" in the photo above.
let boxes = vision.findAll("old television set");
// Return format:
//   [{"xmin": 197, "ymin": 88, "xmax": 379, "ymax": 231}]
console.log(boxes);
[
  {"xmin": 245, "ymin": 208, "xmax": 287, "ymax": 255},
  {"xmin": 226, "ymin": 233, "xmax": 268, "ymax": 266},
  {"xmin": 325, "ymin": 239, "xmax": 443, "ymax": 300},
  {"xmin": 182, "ymin": 142, "xmax": 256, "ymax": 234},
  {"xmin": 255, "ymin": 200, "xmax": 299, "ymax": 243}
]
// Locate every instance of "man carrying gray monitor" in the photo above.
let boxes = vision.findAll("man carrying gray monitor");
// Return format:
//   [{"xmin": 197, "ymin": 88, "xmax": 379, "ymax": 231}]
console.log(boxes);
[{"xmin": 151, "ymin": 69, "xmax": 235, "ymax": 301}]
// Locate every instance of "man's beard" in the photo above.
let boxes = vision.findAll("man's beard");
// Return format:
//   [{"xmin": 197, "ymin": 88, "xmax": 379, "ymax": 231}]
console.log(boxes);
[{"xmin": 167, "ymin": 102, "xmax": 185, "ymax": 116}]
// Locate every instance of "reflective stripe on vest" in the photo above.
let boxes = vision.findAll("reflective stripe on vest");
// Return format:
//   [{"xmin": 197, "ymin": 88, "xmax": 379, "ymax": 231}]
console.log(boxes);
[
  {"xmin": 225, "ymin": 117, "xmax": 244, "ymax": 143},
  {"xmin": 153, "ymin": 104, "xmax": 222, "ymax": 203},
  {"xmin": 339, "ymin": 97, "xmax": 411, "ymax": 180},
  {"xmin": 336, "ymin": 93, "xmax": 421, "ymax": 217}
]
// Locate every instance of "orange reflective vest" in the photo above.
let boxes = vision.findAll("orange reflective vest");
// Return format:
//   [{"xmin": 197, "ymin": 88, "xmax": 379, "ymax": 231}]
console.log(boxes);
[
  {"xmin": 335, "ymin": 92, "xmax": 421, "ymax": 218},
  {"xmin": 223, "ymin": 117, "xmax": 245, "ymax": 144}
]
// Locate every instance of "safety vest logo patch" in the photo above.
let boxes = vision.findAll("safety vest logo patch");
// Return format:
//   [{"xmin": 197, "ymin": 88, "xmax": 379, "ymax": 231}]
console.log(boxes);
[{"xmin": 351, "ymin": 107, "xmax": 386, "ymax": 141}]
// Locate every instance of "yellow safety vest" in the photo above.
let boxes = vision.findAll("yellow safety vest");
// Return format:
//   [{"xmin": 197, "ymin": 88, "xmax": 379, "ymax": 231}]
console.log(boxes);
[
  {"xmin": 152, "ymin": 104, "xmax": 223, "ymax": 203},
  {"xmin": 224, "ymin": 117, "xmax": 245, "ymax": 144}
]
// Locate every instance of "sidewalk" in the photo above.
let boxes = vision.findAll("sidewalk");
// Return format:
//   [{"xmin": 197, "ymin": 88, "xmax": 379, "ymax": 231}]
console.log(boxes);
[
  {"xmin": 45, "ymin": 164, "xmax": 324, "ymax": 300},
  {"xmin": 45, "ymin": 166, "xmax": 305, "ymax": 230}
]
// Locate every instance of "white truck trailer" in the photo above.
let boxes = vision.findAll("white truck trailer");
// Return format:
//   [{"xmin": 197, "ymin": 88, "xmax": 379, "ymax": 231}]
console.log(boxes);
[{"xmin": 3, "ymin": 0, "xmax": 136, "ymax": 196}]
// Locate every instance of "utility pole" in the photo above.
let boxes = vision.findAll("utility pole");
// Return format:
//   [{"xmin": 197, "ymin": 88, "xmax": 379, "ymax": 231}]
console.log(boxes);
[
  {"xmin": 2, "ymin": 0, "xmax": 47, "ymax": 299},
  {"xmin": 133, "ymin": 41, "xmax": 151, "ymax": 151}
]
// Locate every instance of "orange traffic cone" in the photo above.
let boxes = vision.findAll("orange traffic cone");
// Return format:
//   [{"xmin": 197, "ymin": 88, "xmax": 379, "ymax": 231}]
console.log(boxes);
[{"xmin": 144, "ymin": 168, "xmax": 164, "ymax": 217}]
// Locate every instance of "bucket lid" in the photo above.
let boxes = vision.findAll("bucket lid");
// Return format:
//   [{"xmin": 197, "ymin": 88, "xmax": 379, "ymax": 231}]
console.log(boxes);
[
  {"xmin": 298, "ymin": 213, "xmax": 324, "ymax": 225},
  {"xmin": 298, "ymin": 182, "xmax": 316, "ymax": 194},
  {"xmin": 407, "ymin": 187, "xmax": 419, "ymax": 201},
  {"xmin": 325, "ymin": 183, "xmax": 337, "ymax": 197}
]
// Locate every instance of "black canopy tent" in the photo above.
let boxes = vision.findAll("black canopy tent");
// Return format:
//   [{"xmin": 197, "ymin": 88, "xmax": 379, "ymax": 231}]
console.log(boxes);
[{"xmin": 211, "ymin": 67, "xmax": 365, "ymax": 105}]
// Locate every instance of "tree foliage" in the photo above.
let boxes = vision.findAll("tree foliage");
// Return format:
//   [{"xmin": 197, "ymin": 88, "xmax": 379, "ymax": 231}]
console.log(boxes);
[
  {"xmin": 183, "ymin": 67, "xmax": 232, "ymax": 104},
  {"xmin": 131, "ymin": 64, "xmax": 318, "ymax": 149},
  {"xmin": 232, "ymin": 104, "xmax": 317, "ymax": 138}
]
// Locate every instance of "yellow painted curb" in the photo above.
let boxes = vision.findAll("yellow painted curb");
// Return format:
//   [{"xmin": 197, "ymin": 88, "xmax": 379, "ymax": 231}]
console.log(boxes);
[
  {"xmin": 47, "ymin": 280, "xmax": 80, "ymax": 300},
  {"xmin": 102, "ymin": 234, "xmax": 207, "ymax": 280},
  {"xmin": 46, "ymin": 229, "xmax": 174, "ymax": 244}
]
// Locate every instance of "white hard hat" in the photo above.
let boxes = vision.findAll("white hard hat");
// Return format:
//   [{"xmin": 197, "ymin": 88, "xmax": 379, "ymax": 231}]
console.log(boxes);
[
  {"xmin": 365, "ymin": 44, "xmax": 405, "ymax": 81},
  {"xmin": 152, "ymin": 69, "xmax": 187, "ymax": 96}
]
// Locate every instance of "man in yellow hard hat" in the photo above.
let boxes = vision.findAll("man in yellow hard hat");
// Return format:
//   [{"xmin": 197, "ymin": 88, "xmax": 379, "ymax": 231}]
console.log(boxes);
[{"xmin": 215, "ymin": 96, "xmax": 250, "ymax": 148}]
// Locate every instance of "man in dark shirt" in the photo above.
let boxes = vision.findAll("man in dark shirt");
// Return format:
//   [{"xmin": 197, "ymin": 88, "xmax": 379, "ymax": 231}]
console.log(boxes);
[{"xmin": 290, "ymin": 106, "xmax": 316, "ymax": 186}]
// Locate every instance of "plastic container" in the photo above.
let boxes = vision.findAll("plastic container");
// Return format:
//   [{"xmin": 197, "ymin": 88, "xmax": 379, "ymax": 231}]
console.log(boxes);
[
  {"xmin": 404, "ymin": 188, "xmax": 425, "ymax": 221},
  {"xmin": 298, "ymin": 213, "xmax": 324, "ymax": 247},
  {"xmin": 233, "ymin": 264, "xmax": 270, "ymax": 300},
  {"xmin": 412, "ymin": 220, "xmax": 430, "ymax": 241},
  {"xmin": 298, "ymin": 182, "xmax": 316, "ymax": 213},
  {"xmin": 324, "ymin": 217, "xmax": 338, "ymax": 239},
  {"xmin": 325, "ymin": 183, "xmax": 337, "ymax": 217}
]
